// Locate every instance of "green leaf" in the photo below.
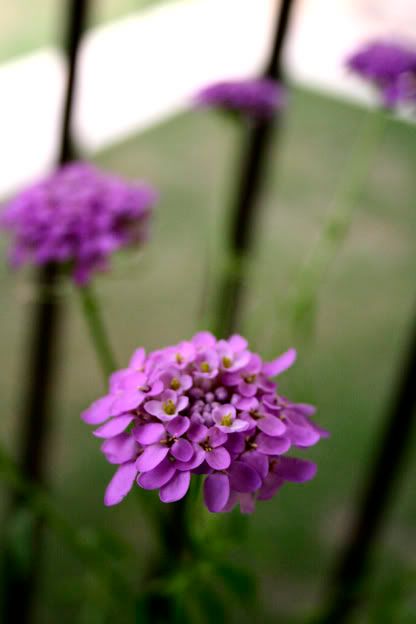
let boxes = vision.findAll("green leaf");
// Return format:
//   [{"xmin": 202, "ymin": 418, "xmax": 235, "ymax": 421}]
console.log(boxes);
[
  {"xmin": 5, "ymin": 506, "xmax": 38, "ymax": 574},
  {"xmin": 214, "ymin": 562, "xmax": 257, "ymax": 603}
]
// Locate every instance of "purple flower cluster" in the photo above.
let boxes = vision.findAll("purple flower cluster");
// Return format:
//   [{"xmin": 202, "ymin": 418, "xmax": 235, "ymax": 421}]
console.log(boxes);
[
  {"xmin": 194, "ymin": 78, "xmax": 286, "ymax": 120},
  {"xmin": 82, "ymin": 332, "xmax": 328, "ymax": 514},
  {"xmin": 1, "ymin": 162, "xmax": 157, "ymax": 284},
  {"xmin": 346, "ymin": 41, "xmax": 416, "ymax": 108}
]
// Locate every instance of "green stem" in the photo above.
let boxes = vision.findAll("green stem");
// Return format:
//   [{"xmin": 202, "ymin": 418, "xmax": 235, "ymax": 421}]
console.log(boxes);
[
  {"xmin": 287, "ymin": 108, "xmax": 386, "ymax": 338},
  {"xmin": 78, "ymin": 285, "xmax": 117, "ymax": 383},
  {"xmin": 138, "ymin": 477, "xmax": 204, "ymax": 622}
]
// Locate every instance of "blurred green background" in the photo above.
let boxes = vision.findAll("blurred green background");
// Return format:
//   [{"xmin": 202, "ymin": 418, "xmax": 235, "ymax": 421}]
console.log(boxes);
[
  {"xmin": 0, "ymin": 0, "xmax": 162, "ymax": 62},
  {"xmin": 1, "ymin": 2, "xmax": 416, "ymax": 623}
]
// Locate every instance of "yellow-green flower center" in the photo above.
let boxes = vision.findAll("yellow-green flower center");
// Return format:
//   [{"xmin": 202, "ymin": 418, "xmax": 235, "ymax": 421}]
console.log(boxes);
[
  {"xmin": 222, "ymin": 356, "xmax": 233, "ymax": 368},
  {"xmin": 163, "ymin": 399, "xmax": 176, "ymax": 415},
  {"xmin": 244, "ymin": 374, "xmax": 256, "ymax": 384},
  {"xmin": 220, "ymin": 413, "xmax": 233, "ymax": 427},
  {"xmin": 200, "ymin": 362, "xmax": 211, "ymax": 373},
  {"xmin": 175, "ymin": 353, "xmax": 184, "ymax": 364},
  {"xmin": 170, "ymin": 377, "xmax": 181, "ymax": 391}
]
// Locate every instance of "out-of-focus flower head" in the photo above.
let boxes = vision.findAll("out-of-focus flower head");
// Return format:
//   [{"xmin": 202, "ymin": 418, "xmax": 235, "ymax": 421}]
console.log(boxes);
[
  {"xmin": 0, "ymin": 162, "xmax": 157, "ymax": 284},
  {"xmin": 346, "ymin": 40, "xmax": 416, "ymax": 108},
  {"xmin": 194, "ymin": 78, "xmax": 286, "ymax": 120},
  {"xmin": 82, "ymin": 332, "xmax": 328, "ymax": 514}
]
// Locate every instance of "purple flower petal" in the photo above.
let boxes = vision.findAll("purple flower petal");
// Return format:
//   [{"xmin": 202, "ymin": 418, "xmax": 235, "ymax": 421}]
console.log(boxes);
[
  {"xmin": 148, "ymin": 380, "xmax": 164, "ymax": 397},
  {"xmin": 257, "ymin": 473, "xmax": 285, "ymax": 500},
  {"xmin": 239, "ymin": 493, "xmax": 255, "ymax": 514},
  {"xmin": 104, "ymin": 461, "xmax": 137, "ymax": 506},
  {"xmin": 135, "ymin": 444, "xmax": 169, "ymax": 472},
  {"xmin": 204, "ymin": 474, "xmax": 230, "ymax": 512},
  {"xmin": 109, "ymin": 368, "xmax": 131, "ymax": 392},
  {"xmin": 187, "ymin": 422, "xmax": 208, "ymax": 442},
  {"xmin": 256, "ymin": 433, "xmax": 290, "ymax": 455},
  {"xmin": 293, "ymin": 403, "xmax": 317, "ymax": 417},
  {"xmin": 192, "ymin": 331, "xmax": 216, "ymax": 350},
  {"xmin": 241, "ymin": 451, "xmax": 269, "ymax": 479},
  {"xmin": 238, "ymin": 381, "xmax": 257, "ymax": 398},
  {"xmin": 176, "ymin": 396, "xmax": 189, "ymax": 412},
  {"xmin": 133, "ymin": 422, "xmax": 165, "ymax": 444},
  {"xmin": 101, "ymin": 434, "xmax": 138, "ymax": 464},
  {"xmin": 262, "ymin": 348, "xmax": 296, "ymax": 377},
  {"xmin": 175, "ymin": 445, "xmax": 205, "ymax": 471},
  {"xmin": 144, "ymin": 400, "xmax": 164, "ymax": 418},
  {"xmin": 159, "ymin": 471, "xmax": 191, "ymax": 503},
  {"xmin": 228, "ymin": 334, "xmax": 248, "ymax": 352},
  {"xmin": 232, "ymin": 395, "xmax": 258, "ymax": 411},
  {"xmin": 222, "ymin": 490, "xmax": 239, "ymax": 512},
  {"xmin": 224, "ymin": 433, "xmax": 245, "ymax": 455},
  {"xmin": 171, "ymin": 438, "xmax": 193, "ymax": 462},
  {"xmin": 275, "ymin": 457, "xmax": 317, "ymax": 482},
  {"xmin": 137, "ymin": 458, "xmax": 176, "ymax": 490},
  {"xmin": 166, "ymin": 416, "xmax": 190, "ymax": 437},
  {"xmin": 312, "ymin": 422, "xmax": 330, "ymax": 439},
  {"xmin": 93, "ymin": 415, "xmax": 134, "ymax": 438},
  {"xmin": 206, "ymin": 447, "xmax": 231, "ymax": 470},
  {"xmin": 111, "ymin": 390, "xmax": 143, "ymax": 415},
  {"xmin": 228, "ymin": 461, "xmax": 262, "ymax": 493},
  {"xmin": 286, "ymin": 421, "xmax": 320, "ymax": 447},
  {"xmin": 256, "ymin": 414, "xmax": 286, "ymax": 437},
  {"xmin": 129, "ymin": 347, "xmax": 146, "ymax": 369},
  {"xmin": 209, "ymin": 427, "xmax": 228, "ymax": 448},
  {"xmin": 81, "ymin": 395, "xmax": 114, "ymax": 424}
]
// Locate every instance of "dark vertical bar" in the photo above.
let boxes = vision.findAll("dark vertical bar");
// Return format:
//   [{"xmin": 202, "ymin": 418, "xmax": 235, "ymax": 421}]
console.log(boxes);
[
  {"xmin": 141, "ymin": 500, "xmax": 191, "ymax": 623},
  {"xmin": 2, "ymin": 2, "xmax": 90, "ymax": 622},
  {"xmin": 213, "ymin": 0, "xmax": 296, "ymax": 338},
  {"xmin": 59, "ymin": 0, "xmax": 89, "ymax": 165},
  {"xmin": 315, "ymin": 317, "xmax": 416, "ymax": 624}
]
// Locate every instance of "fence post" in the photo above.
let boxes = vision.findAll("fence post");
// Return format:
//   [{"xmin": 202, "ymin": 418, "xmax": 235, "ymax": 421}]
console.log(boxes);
[
  {"xmin": 2, "ymin": 2, "xmax": 90, "ymax": 622},
  {"xmin": 315, "ymin": 316, "xmax": 416, "ymax": 623},
  {"xmin": 213, "ymin": 0, "xmax": 296, "ymax": 338}
]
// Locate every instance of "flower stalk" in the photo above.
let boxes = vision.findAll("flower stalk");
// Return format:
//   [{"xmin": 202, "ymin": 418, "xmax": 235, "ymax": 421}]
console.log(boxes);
[
  {"xmin": 287, "ymin": 108, "xmax": 386, "ymax": 338},
  {"xmin": 78, "ymin": 285, "xmax": 118, "ymax": 383},
  {"xmin": 211, "ymin": 0, "xmax": 296, "ymax": 337}
]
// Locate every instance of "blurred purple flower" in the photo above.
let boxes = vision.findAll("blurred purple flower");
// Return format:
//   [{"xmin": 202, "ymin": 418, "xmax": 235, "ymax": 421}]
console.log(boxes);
[
  {"xmin": 82, "ymin": 331, "xmax": 328, "ymax": 513},
  {"xmin": 0, "ymin": 162, "xmax": 157, "ymax": 284},
  {"xmin": 346, "ymin": 40, "xmax": 416, "ymax": 108},
  {"xmin": 194, "ymin": 78, "xmax": 286, "ymax": 119}
]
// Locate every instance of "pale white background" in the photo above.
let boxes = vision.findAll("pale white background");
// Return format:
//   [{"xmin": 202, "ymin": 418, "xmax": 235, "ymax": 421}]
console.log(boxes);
[{"xmin": 0, "ymin": 0, "xmax": 415, "ymax": 197}]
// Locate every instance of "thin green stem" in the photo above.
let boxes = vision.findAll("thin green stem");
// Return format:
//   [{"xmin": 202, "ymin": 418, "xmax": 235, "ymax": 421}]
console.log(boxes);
[
  {"xmin": 286, "ymin": 109, "xmax": 386, "ymax": 338},
  {"xmin": 78, "ymin": 285, "xmax": 118, "ymax": 384}
]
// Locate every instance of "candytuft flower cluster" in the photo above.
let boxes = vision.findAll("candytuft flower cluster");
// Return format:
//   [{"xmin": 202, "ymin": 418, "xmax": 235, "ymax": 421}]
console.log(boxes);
[
  {"xmin": 194, "ymin": 78, "xmax": 286, "ymax": 120},
  {"xmin": 346, "ymin": 40, "xmax": 416, "ymax": 109},
  {"xmin": 0, "ymin": 162, "xmax": 157, "ymax": 284},
  {"xmin": 82, "ymin": 332, "xmax": 328, "ymax": 513}
]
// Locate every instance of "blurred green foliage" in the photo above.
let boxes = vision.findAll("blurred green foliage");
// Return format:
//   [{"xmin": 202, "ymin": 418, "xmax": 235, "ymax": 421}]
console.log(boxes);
[{"xmin": 0, "ymin": 87, "xmax": 415, "ymax": 622}]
